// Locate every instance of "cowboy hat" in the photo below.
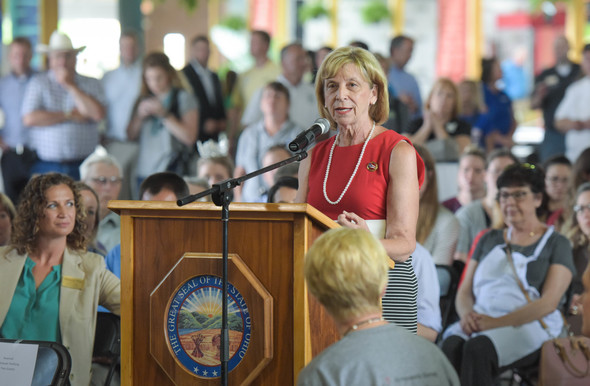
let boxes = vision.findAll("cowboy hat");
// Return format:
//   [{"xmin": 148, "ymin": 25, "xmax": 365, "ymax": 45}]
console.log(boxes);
[{"xmin": 37, "ymin": 31, "xmax": 85, "ymax": 54}]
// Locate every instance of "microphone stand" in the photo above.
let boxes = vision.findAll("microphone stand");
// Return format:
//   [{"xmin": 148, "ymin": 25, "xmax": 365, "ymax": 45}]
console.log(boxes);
[{"xmin": 177, "ymin": 150, "xmax": 308, "ymax": 386}]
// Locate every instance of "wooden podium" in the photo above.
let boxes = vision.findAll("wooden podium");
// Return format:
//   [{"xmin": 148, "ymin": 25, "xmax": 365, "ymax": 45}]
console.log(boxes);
[{"xmin": 109, "ymin": 201, "xmax": 339, "ymax": 385}]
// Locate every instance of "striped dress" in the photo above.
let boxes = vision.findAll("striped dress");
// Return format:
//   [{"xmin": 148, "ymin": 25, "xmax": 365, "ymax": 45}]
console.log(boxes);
[{"xmin": 383, "ymin": 257, "xmax": 418, "ymax": 334}]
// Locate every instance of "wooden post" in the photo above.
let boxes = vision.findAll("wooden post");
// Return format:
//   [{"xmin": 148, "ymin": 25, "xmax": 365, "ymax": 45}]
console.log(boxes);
[
  {"xmin": 330, "ymin": 0, "xmax": 339, "ymax": 48},
  {"xmin": 566, "ymin": 0, "xmax": 586, "ymax": 63},
  {"xmin": 391, "ymin": 0, "xmax": 405, "ymax": 36},
  {"xmin": 208, "ymin": 0, "xmax": 221, "ymax": 69},
  {"xmin": 275, "ymin": 0, "xmax": 288, "ymax": 50},
  {"xmin": 466, "ymin": 0, "xmax": 482, "ymax": 80},
  {"xmin": 39, "ymin": 0, "xmax": 58, "ymax": 44}
]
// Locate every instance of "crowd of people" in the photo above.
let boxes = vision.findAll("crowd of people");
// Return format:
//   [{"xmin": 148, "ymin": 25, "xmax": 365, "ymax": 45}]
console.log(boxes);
[{"xmin": 1, "ymin": 26, "xmax": 590, "ymax": 386}]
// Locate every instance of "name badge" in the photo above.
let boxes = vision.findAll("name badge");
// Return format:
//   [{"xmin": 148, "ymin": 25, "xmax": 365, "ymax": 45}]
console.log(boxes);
[{"xmin": 62, "ymin": 276, "xmax": 84, "ymax": 290}]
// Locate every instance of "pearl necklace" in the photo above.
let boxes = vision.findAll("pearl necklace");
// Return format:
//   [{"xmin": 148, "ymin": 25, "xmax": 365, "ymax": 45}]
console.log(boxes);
[
  {"xmin": 344, "ymin": 316, "xmax": 385, "ymax": 336},
  {"xmin": 323, "ymin": 121, "xmax": 376, "ymax": 205}
]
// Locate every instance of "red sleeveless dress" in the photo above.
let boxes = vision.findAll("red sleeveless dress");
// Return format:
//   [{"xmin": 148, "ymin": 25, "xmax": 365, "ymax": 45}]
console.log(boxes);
[{"xmin": 307, "ymin": 130, "xmax": 425, "ymax": 219}]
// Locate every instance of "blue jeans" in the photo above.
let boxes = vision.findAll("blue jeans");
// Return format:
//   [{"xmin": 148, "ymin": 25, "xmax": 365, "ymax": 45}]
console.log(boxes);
[{"xmin": 31, "ymin": 159, "xmax": 83, "ymax": 180}]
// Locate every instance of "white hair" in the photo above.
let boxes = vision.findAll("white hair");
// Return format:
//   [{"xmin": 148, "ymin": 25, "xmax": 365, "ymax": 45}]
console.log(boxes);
[{"xmin": 79, "ymin": 148, "xmax": 123, "ymax": 180}]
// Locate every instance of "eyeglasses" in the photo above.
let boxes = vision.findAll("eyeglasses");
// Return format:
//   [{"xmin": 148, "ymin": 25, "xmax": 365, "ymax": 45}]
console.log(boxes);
[
  {"xmin": 574, "ymin": 204, "xmax": 590, "ymax": 215},
  {"xmin": 546, "ymin": 176, "xmax": 569, "ymax": 185},
  {"xmin": 497, "ymin": 190, "xmax": 530, "ymax": 202},
  {"xmin": 90, "ymin": 176, "xmax": 122, "ymax": 186}
]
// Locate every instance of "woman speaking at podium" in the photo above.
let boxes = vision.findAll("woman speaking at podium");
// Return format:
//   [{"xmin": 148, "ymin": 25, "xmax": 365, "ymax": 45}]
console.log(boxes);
[
  {"xmin": 0, "ymin": 173, "xmax": 120, "ymax": 386},
  {"xmin": 296, "ymin": 46, "xmax": 425, "ymax": 333}
]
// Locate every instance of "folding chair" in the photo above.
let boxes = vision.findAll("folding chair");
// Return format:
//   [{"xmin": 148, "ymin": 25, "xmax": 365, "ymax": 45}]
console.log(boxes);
[
  {"xmin": 0, "ymin": 338, "xmax": 72, "ymax": 386},
  {"xmin": 93, "ymin": 312, "xmax": 121, "ymax": 386}
]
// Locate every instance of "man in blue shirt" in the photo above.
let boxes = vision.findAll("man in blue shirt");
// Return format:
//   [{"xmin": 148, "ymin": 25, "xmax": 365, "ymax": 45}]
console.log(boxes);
[
  {"xmin": 0, "ymin": 37, "xmax": 37, "ymax": 202},
  {"xmin": 101, "ymin": 31, "xmax": 142, "ymax": 200},
  {"xmin": 388, "ymin": 35, "xmax": 422, "ymax": 120}
]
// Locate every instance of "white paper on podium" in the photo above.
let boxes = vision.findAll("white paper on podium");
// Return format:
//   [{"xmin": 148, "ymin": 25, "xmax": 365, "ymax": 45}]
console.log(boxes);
[{"xmin": 0, "ymin": 341, "xmax": 38, "ymax": 386}]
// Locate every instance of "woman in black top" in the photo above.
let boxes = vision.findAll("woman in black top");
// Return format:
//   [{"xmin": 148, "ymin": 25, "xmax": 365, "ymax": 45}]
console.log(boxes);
[{"xmin": 403, "ymin": 78, "xmax": 471, "ymax": 161}]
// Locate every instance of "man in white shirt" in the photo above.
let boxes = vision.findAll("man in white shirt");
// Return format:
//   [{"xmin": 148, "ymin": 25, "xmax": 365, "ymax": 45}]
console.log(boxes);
[
  {"xmin": 241, "ymin": 42, "xmax": 317, "ymax": 130},
  {"xmin": 531, "ymin": 36, "xmax": 580, "ymax": 161},
  {"xmin": 101, "ymin": 31, "xmax": 142, "ymax": 199},
  {"xmin": 555, "ymin": 44, "xmax": 590, "ymax": 162}
]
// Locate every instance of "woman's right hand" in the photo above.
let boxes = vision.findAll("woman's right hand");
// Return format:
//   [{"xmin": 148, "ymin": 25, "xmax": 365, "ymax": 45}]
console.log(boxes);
[
  {"xmin": 337, "ymin": 211, "xmax": 370, "ymax": 232},
  {"xmin": 421, "ymin": 109, "xmax": 433, "ymax": 131},
  {"xmin": 459, "ymin": 310, "xmax": 480, "ymax": 336}
]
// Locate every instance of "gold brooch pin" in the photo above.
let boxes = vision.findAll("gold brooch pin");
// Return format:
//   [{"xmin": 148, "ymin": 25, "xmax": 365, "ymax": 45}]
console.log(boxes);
[{"xmin": 367, "ymin": 162, "xmax": 378, "ymax": 172}]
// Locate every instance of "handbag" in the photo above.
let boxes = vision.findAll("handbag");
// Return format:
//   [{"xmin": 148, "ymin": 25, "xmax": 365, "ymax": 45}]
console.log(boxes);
[
  {"xmin": 504, "ymin": 231, "xmax": 590, "ymax": 385},
  {"xmin": 538, "ymin": 335, "xmax": 590, "ymax": 386}
]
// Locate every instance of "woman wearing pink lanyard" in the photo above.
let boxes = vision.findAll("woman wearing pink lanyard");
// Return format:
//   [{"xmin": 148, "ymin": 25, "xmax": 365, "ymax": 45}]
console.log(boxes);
[{"xmin": 441, "ymin": 164, "xmax": 575, "ymax": 386}]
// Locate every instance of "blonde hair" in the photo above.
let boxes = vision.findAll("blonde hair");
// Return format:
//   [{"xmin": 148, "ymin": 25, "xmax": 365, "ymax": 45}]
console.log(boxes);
[
  {"xmin": 414, "ymin": 145, "xmax": 438, "ymax": 244},
  {"xmin": 458, "ymin": 79, "xmax": 486, "ymax": 115},
  {"xmin": 304, "ymin": 228, "xmax": 388, "ymax": 321},
  {"xmin": 460, "ymin": 144, "xmax": 487, "ymax": 166},
  {"xmin": 564, "ymin": 182, "xmax": 590, "ymax": 249},
  {"xmin": 315, "ymin": 46, "xmax": 389, "ymax": 129},
  {"xmin": 0, "ymin": 193, "xmax": 16, "ymax": 222},
  {"xmin": 425, "ymin": 78, "xmax": 460, "ymax": 118}
]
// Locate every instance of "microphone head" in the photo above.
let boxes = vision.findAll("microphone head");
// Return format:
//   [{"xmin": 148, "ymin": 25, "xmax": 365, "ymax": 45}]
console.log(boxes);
[{"xmin": 315, "ymin": 118, "xmax": 331, "ymax": 135}]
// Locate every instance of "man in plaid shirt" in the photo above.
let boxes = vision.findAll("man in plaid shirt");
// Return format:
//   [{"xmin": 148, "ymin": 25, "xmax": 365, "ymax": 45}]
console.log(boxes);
[{"xmin": 22, "ymin": 31, "xmax": 105, "ymax": 179}]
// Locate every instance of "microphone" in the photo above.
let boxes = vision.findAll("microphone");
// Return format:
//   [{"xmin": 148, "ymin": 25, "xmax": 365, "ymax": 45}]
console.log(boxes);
[{"xmin": 288, "ymin": 118, "xmax": 330, "ymax": 152}]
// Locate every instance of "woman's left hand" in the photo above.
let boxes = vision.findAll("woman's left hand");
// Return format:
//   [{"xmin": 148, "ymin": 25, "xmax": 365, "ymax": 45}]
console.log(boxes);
[
  {"xmin": 152, "ymin": 100, "xmax": 167, "ymax": 118},
  {"xmin": 337, "ymin": 211, "xmax": 370, "ymax": 232},
  {"xmin": 473, "ymin": 313, "xmax": 499, "ymax": 332}
]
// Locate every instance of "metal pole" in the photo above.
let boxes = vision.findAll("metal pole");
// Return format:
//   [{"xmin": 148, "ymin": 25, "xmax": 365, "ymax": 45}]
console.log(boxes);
[{"xmin": 220, "ymin": 192, "xmax": 230, "ymax": 386}]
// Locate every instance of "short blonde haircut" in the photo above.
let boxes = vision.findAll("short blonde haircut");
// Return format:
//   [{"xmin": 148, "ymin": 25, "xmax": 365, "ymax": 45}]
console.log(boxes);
[
  {"xmin": 304, "ymin": 228, "xmax": 389, "ymax": 321},
  {"xmin": 315, "ymin": 46, "xmax": 389, "ymax": 129}
]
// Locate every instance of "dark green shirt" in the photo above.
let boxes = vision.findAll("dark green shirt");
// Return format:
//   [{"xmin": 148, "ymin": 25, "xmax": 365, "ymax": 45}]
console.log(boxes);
[{"xmin": 0, "ymin": 257, "xmax": 62, "ymax": 342}]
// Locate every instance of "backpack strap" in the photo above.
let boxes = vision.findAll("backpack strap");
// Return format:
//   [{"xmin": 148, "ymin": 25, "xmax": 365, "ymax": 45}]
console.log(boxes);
[{"xmin": 168, "ymin": 88, "xmax": 181, "ymax": 119}]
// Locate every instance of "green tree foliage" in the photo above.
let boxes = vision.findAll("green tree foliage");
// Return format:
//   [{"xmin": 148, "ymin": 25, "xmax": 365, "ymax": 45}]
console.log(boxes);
[
  {"xmin": 299, "ymin": 2, "xmax": 331, "ymax": 23},
  {"xmin": 361, "ymin": 1, "xmax": 390, "ymax": 24}
]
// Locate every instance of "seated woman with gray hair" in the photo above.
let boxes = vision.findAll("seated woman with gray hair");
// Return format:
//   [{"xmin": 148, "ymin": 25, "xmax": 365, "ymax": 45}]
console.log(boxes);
[{"xmin": 298, "ymin": 228, "xmax": 458, "ymax": 385}]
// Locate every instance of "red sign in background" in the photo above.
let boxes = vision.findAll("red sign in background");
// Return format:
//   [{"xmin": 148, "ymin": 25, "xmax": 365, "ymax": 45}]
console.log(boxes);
[
  {"xmin": 437, "ymin": 0, "xmax": 467, "ymax": 82},
  {"xmin": 249, "ymin": 0, "xmax": 277, "ymax": 37}
]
